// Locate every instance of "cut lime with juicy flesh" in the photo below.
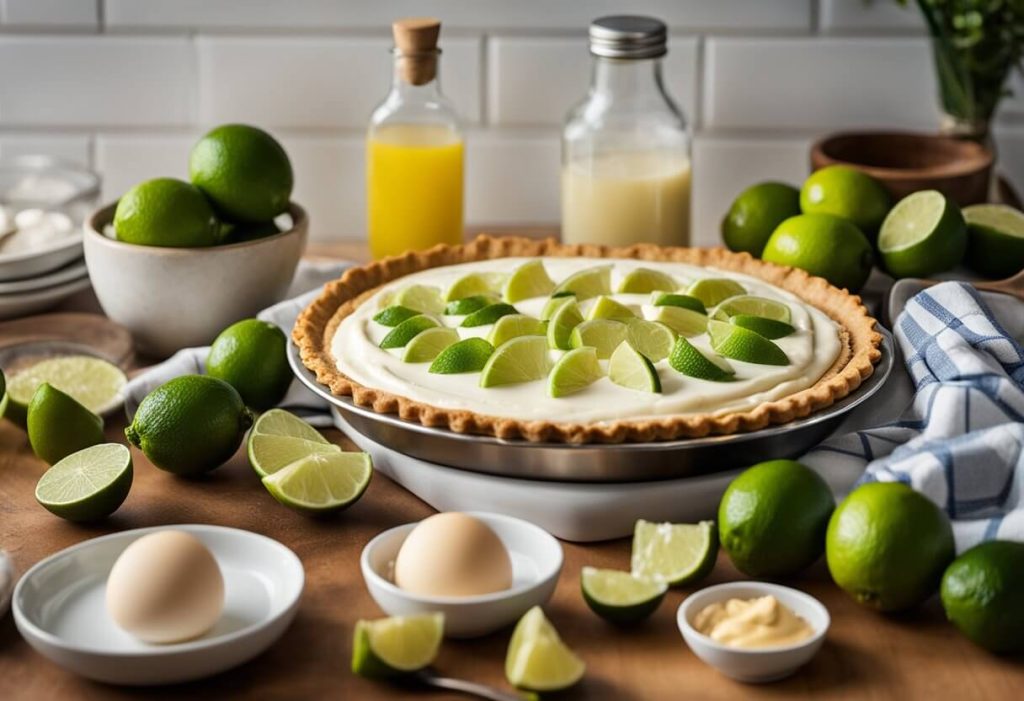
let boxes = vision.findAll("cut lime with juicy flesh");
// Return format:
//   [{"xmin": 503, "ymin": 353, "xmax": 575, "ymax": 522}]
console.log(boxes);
[
  {"xmin": 262, "ymin": 450, "xmax": 372, "ymax": 513},
  {"xmin": 505, "ymin": 606, "xmax": 585, "ymax": 692},
  {"xmin": 547, "ymin": 300, "xmax": 584, "ymax": 350},
  {"xmin": 548, "ymin": 346, "xmax": 603, "ymax": 398},
  {"xmin": 554, "ymin": 265, "xmax": 612, "ymax": 300},
  {"xmin": 393, "ymin": 285, "xmax": 444, "ymax": 314},
  {"xmin": 379, "ymin": 315, "xmax": 440, "ymax": 349},
  {"xmin": 964, "ymin": 203, "xmax": 1024, "ymax": 279},
  {"xmin": 248, "ymin": 409, "xmax": 337, "ymax": 477},
  {"xmin": 608, "ymin": 342, "xmax": 661, "ymax": 393},
  {"xmin": 651, "ymin": 305, "xmax": 708, "ymax": 337},
  {"xmin": 372, "ymin": 305, "xmax": 420, "ymax": 327},
  {"xmin": 488, "ymin": 314, "xmax": 546, "ymax": 347},
  {"xmin": 651, "ymin": 292, "xmax": 706, "ymax": 314},
  {"xmin": 35, "ymin": 443, "xmax": 133, "ymax": 522},
  {"xmin": 480, "ymin": 335, "xmax": 551, "ymax": 388},
  {"xmin": 581, "ymin": 567, "xmax": 668, "ymax": 625},
  {"xmin": 253, "ymin": 408, "xmax": 329, "ymax": 442},
  {"xmin": 446, "ymin": 272, "xmax": 505, "ymax": 302},
  {"xmin": 403, "ymin": 327, "xmax": 460, "ymax": 363},
  {"xmin": 730, "ymin": 314, "xmax": 795, "ymax": 339},
  {"xmin": 5, "ymin": 355, "xmax": 126, "ymax": 426},
  {"xmin": 878, "ymin": 189, "xmax": 967, "ymax": 279},
  {"xmin": 444, "ymin": 294, "xmax": 496, "ymax": 316},
  {"xmin": 626, "ymin": 319, "xmax": 676, "ymax": 363},
  {"xmin": 713, "ymin": 295, "xmax": 791, "ymax": 323},
  {"xmin": 631, "ymin": 520, "xmax": 718, "ymax": 586},
  {"xmin": 352, "ymin": 613, "xmax": 444, "ymax": 677},
  {"xmin": 461, "ymin": 303, "xmax": 518, "ymax": 328},
  {"xmin": 429, "ymin": 338, "xmax": 494, "ymax": 374},
  {"xmin": 669, "ymin": 336, "xmax": 735, "ymax": 382},
  {"xmin": 687, "ymin": 278, "xmax": 746, "ymax": 307},
  {"xmin": 541, "ymin": 292, "xmax": 576, "ymax": 320},
  {"xmin": 707, "ymin": 319, "xmax": 789, "ymax": 366},
  {"xmin": 570, "ymin": 319, "xmax": 627, "ymax": 359},
  {"xmin": 617, "ymin": 268, "xmax": 676, "ymax": 294},
  {"xmin": 587, "ymin": 295, "xmax": 636, "ymax": 321},
  {"xmin": 505, "ymin": 260, "xmax": 556, "ymax": 302}
]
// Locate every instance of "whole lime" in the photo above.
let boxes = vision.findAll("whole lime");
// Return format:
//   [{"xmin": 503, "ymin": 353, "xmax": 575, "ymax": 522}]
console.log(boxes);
[
  {"xmin": 27, "ymin": 383, "xmax": 105, "ymax": 465},
  {"xmin": 125, "ymin": 375, "xmax": 253, "ymax": 476},
  {"xmin": 114, "ymin": 177, "xmax": 220, "ymax": 248},
  {"xmin": 207, "ymin": 319, "xmax": 291, "ymax": 411},
  {"xmin": 801, "ymin": 165, "xmax": 891, "ymax": 236},
  {"xmin": 941, "ymin": 540, "xmax": 1024, "ymax": 653},
  {"xmin": 718, "ymin": 459, "xmax": 835, "ymax": 578},
  {"xmin": 190, "ymin": 124, "xmax": 293, "ymax": 223},
  {"xmin": 762, "ymin": 213, "xmax": 874, "ymax": 293},
  {"xmin": 827, "ymin": 482, "xmax": 955, "ymax": 612},
  {"xmin": 721, "ymin": 182, "xmax": 801, "ymax": 257}
]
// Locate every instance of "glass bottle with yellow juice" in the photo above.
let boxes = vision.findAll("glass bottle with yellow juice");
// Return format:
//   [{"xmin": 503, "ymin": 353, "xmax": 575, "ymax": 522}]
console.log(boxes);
[{"xmin": 367, "ymin": 18, "xmax": 463, "ymax": 259}]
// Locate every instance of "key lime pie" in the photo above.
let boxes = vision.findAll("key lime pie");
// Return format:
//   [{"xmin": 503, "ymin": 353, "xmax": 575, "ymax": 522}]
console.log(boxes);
[{"xmin": 295, "ymin": 237, "xmax": 881, "ymax": 443}]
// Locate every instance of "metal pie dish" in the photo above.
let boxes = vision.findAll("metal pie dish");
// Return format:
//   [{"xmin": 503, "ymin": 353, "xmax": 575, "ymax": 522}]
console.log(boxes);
[{"xmin": 288, "ymin": 328, "xmax": 894, "ymax": 483}]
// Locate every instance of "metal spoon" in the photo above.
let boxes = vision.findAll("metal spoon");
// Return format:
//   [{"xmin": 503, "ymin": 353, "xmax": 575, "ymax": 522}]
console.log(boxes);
[{"xmin": 412, "ymin": 669, "xmax": 537, "ymax": 701}]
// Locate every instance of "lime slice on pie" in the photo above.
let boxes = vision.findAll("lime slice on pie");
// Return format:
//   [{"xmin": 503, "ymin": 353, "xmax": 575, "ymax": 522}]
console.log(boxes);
[
  {"xmin": 553, "ymin": 265, "xmax": 612, "ymax": 300},
  {"xmin": 488, "ymin": 314, "xmax": 546, "ymax": 347},
  {"xmin": 707, "ymin": 319, "xmax": 789, "ymax": 366},
  {"xmin": 262, "ymin": 450, "xmax": 372, "ymax": 513},
  {"xmin": 5, "ymin": 355, "xmax": 126, "ymax": 426},
  {"xmin": 713, "ymin": 294, "xmax": 791, "ymax": 323},
  {"xmin": 429, "ymin": 338, "xmax": 495, "ymax": 374},
  {"xmin": 626, "ymin": 319, "xmax": 676, "ymax": 362},
  {"xmin": 480, "ymin": 335, "xmax": 552, "ymax": 388},
  {"xmin": 379, "ymin": 315, "xmax": 441, "ymax": 349},
  {"xmin": 631, "ymin": 520, "xmax": 718, "ymax": 586},
  {"xmin": 548, "ymin": 346, "xmax": 603, "ymax": 398},
  {"xmin": 373, "ymin": 305, "xmax": 420, "ymax": 327},
  {"xmin": 247, "ymin": 409, "xmax": 339, "ymax": 477},
  {"xmin": 580, "ymin": 567, "xmax": 668, "ymax": 625},
  {"xmin": 650, "ymin": 305, "xmax": 708, "ymax": 337},
  {"xmin": 445, "ymin": 272, "xmax": 506, "ymax": 302},
  {"xmin": 878, "ymin": 189, "xmax": 967, "ymax": 279},
  {"xmin": 461, "ymin": 302, "xmax": 519, "ymax": 327},
  {"xmin": 617, "ymin": 268, "xmax": 676, "ymax": 294},
  {"xmin": 569, "ymin": 319, "xmax": 627, "ymax": 359},
  {"xmin": 608, "ymin": 342, "xmax": 661, "ymax": 393},
  {"xmin": 352, "ymin": 613, "xmax": 444, "ymax": 678},
  {"xmin": 651, "ymin": 292, "xmax": 706, "ymax": 314},
  {"xmin": 687, "ymin": 278, "xmax": 746, "ymax": 307},
  {"xmin": 35, "ymin": 443, "xmax": 133, "ymax": 522},
  {"xmin": 587, "ymin": 295, "xmax": 637, "ymax": 321},
  {"xmin": 505, "ymin": 606, "xmax": 585, "ymax": 692},
  {"xmin": 404, "ymin": 327, "xmax": 460, "ymax": 362},
  {"xmin": 668, "ymin": 336, "xmax": 735, "ymax": 382},
  {"xmin": 504, "ymin": 259, "xmax": 556, "ymax": 302},
  {"xmin": 547, "ymin": 300, "xmax": 584, "ymax": 350},
  {"xmin": 394, "ymin": 284, "xmax": 445, "ymax": 314},
  {"xmin": 444, "ymin": 294, "xmax": 497, "ymax": 316},
  {"xmin": 730, "ymin": 314, "xmax": 795, "ymax": 339},
  {"xmin": 541, "ymin": 292, "xmax": 576, "ymax": 320}
]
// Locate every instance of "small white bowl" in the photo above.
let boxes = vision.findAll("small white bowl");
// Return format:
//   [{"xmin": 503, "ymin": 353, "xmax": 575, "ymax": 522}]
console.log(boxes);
[
  {"xmin": 361, "ymin": 511, "xmax": 563, "ymax": 638},
  {"xmin": 13, "ymin": 524, "xmax": 304, "ymax": 686},
  {"xmin": 677, "ymin": 581, "xmax": 830, "ymax": 683}
]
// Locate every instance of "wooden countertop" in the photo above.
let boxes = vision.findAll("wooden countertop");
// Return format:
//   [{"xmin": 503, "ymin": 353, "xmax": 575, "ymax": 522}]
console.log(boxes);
[{"xmin": 1, "ymin": 239, "xmax": 1022, "ymax": 700}]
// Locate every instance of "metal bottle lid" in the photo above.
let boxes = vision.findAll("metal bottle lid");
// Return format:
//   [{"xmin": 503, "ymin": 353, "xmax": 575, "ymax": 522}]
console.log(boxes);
[{"xmin": 589, "ymin": 15, "xmax": 667, "ymax": 59}]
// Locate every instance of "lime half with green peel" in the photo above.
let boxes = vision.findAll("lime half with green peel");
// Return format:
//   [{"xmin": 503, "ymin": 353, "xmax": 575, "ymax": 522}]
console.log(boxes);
[
  {"xmin": 554, "ymin": 265, "xmax": 612, "ymax": 300},
  {"xmin": 548, "ymin": 346, "xmax": 603, "ymax": 398},
  {"xmin": 541, "ymin": 292, "xmax": 576, "ymax": 320},
  {"xmin": 5, "ymin": 355, "xmax": 126, "ymax": 427},
  {"xmin": 461, "ymin": 303, "xmax": 518, "ymax": 328},
  {"xmin": 429, "ymin": 338, "xmax": 494, "ymax": 374},
  {"xmin": 963, "ymin": 204, "xmax": 1024, "ymax": 279},
  {"xmin": 505, "ymin": 606, "xmax": 585, "ymax": 692},
  {"xmin": 404, "ymin": 327, "xmax": 460, "ymax": 363},
  {"xmin": 251, "ymin": 408, "xmax": 327, "ymax": 442},
  {"xmin": 801, "ymin": 165, "xmax": 891, "ymax": 236},
  {"xmin": 651, "ymin": 292, "xmax": 706, "ymax": 314},
  {"xmin": 608, "ymin": 342, "xmax": 661, "ymax": 393},
  {"xmin": 504, "ymin": 260, "xmax": 556, "ymax": 302},
  {"xmin": 379, "ymin": 315, "xmax": 440, "ymax": 349},
  {"xmin": 547, "ymin": 300, "xmax": 584, "ymax": 350},
  {"xmin": 444, "ymin": 294, "xmax": 496, "ymax": 316},
  {"xmin": 480, "ymin": 336, "xmax": 552, "ymax": 388},
  {"xmin": 570, "ymin": 319, "xmax": 628, "ymax": 359},
  {"xmin": 669, "ymin": 336, "xmax": 734, "ymax": 382},
  {"xmin": 650, "ymin": 305, "xmax": 707, "ymax": 337},
  {"xmin": 488, "ymin": 314, "xmax": 546, "ymax": 347},
  {"xmin": 687, "ymin": 278, "xmax": 746, "ymax": 307},
  {"xmin": 28, "ymin": 383, "xmax": 105, "ymax": 465},
  {"xmin": 262, "ymin": 450, "xmax": 372, "ymax": 513},
  {"xmin": 713, "ymin": 295, "xmax": 791, "ymax": 323},
  {"xmin": 631, "ymin": 520, "xmax": 718, "ymax": 586},
  {"xmin": 352, "ymin": 613, "xmax": 444, "ymax": 678},
  {"xmin": 722, "ymin": 181, "xmax": 801, "ymax": 256},
  {"xmin": 373, "ymin": 305, "xmax": 421, "ymax": 327},
  {"xmin": 35, "ymin": 443, "xmax": 132, "ymax": 522},
  {"xmin": 708, "ymin": 320, "xmax": 788, "ymax": 366},
  {"xmin": 393, "ymin": 285, "xmax": 445, "ymax": 314},
  {"xmin": 941, "ymin": 540, "xmax": 1024, "ymax": 653},
  {"xmin": 730, "ymin": 314, "xmax": 795, "ymax": 339},
  {"xmin": 617, "ymin": 268, "xmax": 676, "ymax": 294},
  {"xmin": 878, "ymin": 190, "xmax": 967, "ymax": 279},
  {"xmin": 625, "ymin": 319, "xmax": 675, "ymax": 363},
  {"xmin": 446, "ymin": 272, "xmax": 506, "ymax": 302},
  {"xmin": 587, "ymin": 295, "xmax": 636, "ymax": 321},
  {"xmin": 581, "ymin": 567, "xmax": 668, "ymax": 625}
]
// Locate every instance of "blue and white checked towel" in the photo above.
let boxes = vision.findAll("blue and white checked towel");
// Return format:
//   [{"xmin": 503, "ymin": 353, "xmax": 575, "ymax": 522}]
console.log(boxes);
[{"xmin": 804, "ymin": 281, "xmax": 1024, "ymax": 551}]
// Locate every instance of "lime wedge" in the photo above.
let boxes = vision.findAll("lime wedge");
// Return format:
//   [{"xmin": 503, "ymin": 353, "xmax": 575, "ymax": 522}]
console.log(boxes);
[
  {"xmin": 27, "ymin": 383, "xmax": 104, "ymax": 465},
  {"xmin": 668, "ymin": 336, "xmax": 735, "ymax": 382},
  {"xmin": 488, "ymin": 314, "xmax": 546, "ymax": 347},
  {"xmin": 379, "ymin": 315, "xmax": 441, "ymax": 349},
  {"xmin": 461, "ymin": 303, "xmax": 519, "ymax": 328},
  {"xmin": 352, "ymin": 613, "xmax": 444, "ymax": 677},
  {"xmin": 650, "ymin": 305, "xmax": 708, "ymax": 337},
  {"xmin": 713, "ymin": 295, "xmax": 792, "ymax": 323},
  {"xmin": 446, "ymin": 272, "xmax": 506, "ymax": 302},
  {"xmin": 547, "ymin": 300, "xmax": 584, "ymax": 350},
  {"xmin": 580, "ymin": 567, "xmax": 667, "ymax": 625},
  {"xmin": 35, "ymin": 443, "xmax": 132, "ymax": 522},
  {"xmin": 617, "ymin": 268, "xmax": 677, "ymax": 294},
  {"xmin": 480, "ymin": 335, "xmax": 552, "ymax": 388},
  {"xmin": 404, "ymin": 327, "xmax": 460, "ymax": 363},
  {"xmin": 569, "ymin": 319, "xmax": 628, "ymax": 359},
  {"xmin": 505, "ymin": 606, "xmax": 585, "ymax": 692},
  {"xmin": 372, "ymin": 305, "xmax": 421, "ymax": 327},
  {"xmin": 687, "ymin": 278, "xmax": 746, "ymax": 307},
  {"xmin": 0, "ymin": 368, "xmax": 8, "ymax": 420},
  {"xmin": 707, "ymin": 319, "xmax": 789, "ymax": 366},
  {"xmin": 393, "ymin": 285, "xmax": 445, "ymax": 314},
  {"xmin": 444, "ymin": 294, "xmax": 497, "ymax": 316},
  {"xmin": 554, "ymin": 265, "xmax": 612, "ymax": 300},
  {"xmin": 6, "ymin": 355, "xmax": 126, "ymax": 426},
  {"xmin": 626, "ymin": 319, "xmax": 676, "ymax": 362},
  {"xmin": 262, "ymin": 450, "xmax": 372, "ymax": 513},
  {"xmin": 964, "ymin": 203, "xmax": 1024, "ymax": 278},
  {"xmin": 252, "ymin": 408, "xmax": 329, "ymax": 443},
  {"xmin": 248, "ymin": 434, "xmax": 341, "ymax": 477},
  {"xmin": 651, "ymin": 292, "xmax": 706, "ymax": 314},
  {"xmin": 878, "ymin": 189, "xmax": 967, "ymax": 279},
  {"xmin": 631, "ymin": 520, "xmax": 718, "ymax": 586},
  {"xmin": 548, "ymin": 346, "xmax": 603, "ymax": 398},
  {"xmin": 429, "ymin": 338, "xmax": 495, "ymax": 374},
  {"xmin": 608, "ymin": 342, "xmax": 661, "ymax": 393},
  {"xmin": 730, "ymin": 314, "xmax": 795, "ymax": 339},
  {"xmin": 541, "ymin": 292, "xmax": 576, "ymax": 320},
  {"xmin": 504, "ymin": 260, "xmax": 556, "ymax": 302},
  {"xmin": 587, "ymin": 295, "xmax": 637, "ymax": 322}
]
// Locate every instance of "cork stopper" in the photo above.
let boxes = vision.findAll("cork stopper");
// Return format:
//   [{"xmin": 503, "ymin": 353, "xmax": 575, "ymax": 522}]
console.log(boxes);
[{"xmin": 392, "ymin": 17, "xmax": 441, "ymax": 86}]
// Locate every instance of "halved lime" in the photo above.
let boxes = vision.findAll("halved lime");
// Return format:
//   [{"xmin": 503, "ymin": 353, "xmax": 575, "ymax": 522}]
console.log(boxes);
[
  {"xmin": 580, "ymin": 567, "xmax": 667, "ymax": 625},
  {"xmin": 429, "ymin": 338, "xmax": 494, "ymax": 374},
  {"xmin": 541, "ymin": 292, "xmax": 576, "ymax": 320},
  {"xmin": 372, "ymin": 305, "xmax": 420, "ymax": 327},
  {"xmin": 504, "ymin": 260, "xmax": 556, "ymax": 302},
  {"xmin": 488, "ymin": 314, "xmax": 546, "ymax": 347},
  {"xmin": 379, "ymin": 315, "xmax": 441, "ymax": 349},
  {"xmin": 393, "ymin": 284, "xmax": 445, "ymax": 314},
  {"xmin": 444, "ymin": 294, "xmax": 497, "ymax": 316},
  {"xmin": 650, "ymin": 305, "xmax": 708, "ymax": 337},
  {"xmin": 618, "ymin": 268, "xmax": 676, "ymax": 294},
  {"xmin": 878, "ymin": 190, "xmax": 967, "ymax": 279},
  {"xmin": 713, "ymin": 295, "xmax": 791, "ymax": 323},
  {"xmin": 480, "ymin": 335, "xmax": 552, "ymax": 388},
  {"xmin": 651, "ymin": 292, "xmax": 706, "ymax": 314},
  {"xmin": 35, "ymin": 443, "xmax": 132, "ymax": 522},
  {"xmin": 548, "ymin": 347, "xmax": 603, "ymax": 398},
  {"xmin": 687, "ymin": 278, "xmax": 746, "ymax": 307},
  {"xmin": 707, "ymin": 319, "xmax": 789, "ymax": 366},
  {"xmin": 505, "ymin": 606, "xmax": 585, "ymax": 692},
  {"xmin": 403, "ymin": 327, "xmax": 460, "ymax": 363},
  {"xmin": 252, "ymin": 408, "xmax": 329, "ymax": 442},
  {"xmin": 730, "ymin": 314, "xmax": 795, "ymax": 339},
  {"xmin": 461, "ymin": 303, "xmax": 518, "ymax": 328},
  {"xmin": 554, "ymin": 265, "xmax": 612, "ymax": 300},
  {"xmin": 446, "ymin": 272, "xmax": 506, "ymax": 302},
  {"xmin": 668, "ymin": 336, "xmax": 735, "ymax": 382},
  {"xmin": 248, "ymin": 434, "xmax": 341, "ymax": 477},
  {"xmin": 964, "ymin": 203, "xmax": 1024, "ymax": 278},
  {"xmin": 626, "ymin": 319, "xmax": 676, "ymax": 362},
  {"xmin": 6, "ymin": 355, "xmax": 126, "ymax": 426},
  {"xmin": 608, "ymin": 342, "xmax": 661, "ymax": 393},
  {"xmin": 262, "ymin": 450, "xmax": 372, "ymax": 513},
  {"xmin": 587, "ymin": 295, "xmax": 636, "ymax": 322},
  {"xmin": 570, "ymin": 319, "xmax": 628, "ymax": 359},
  {"xmin": 631, "ymin": 520, "xmax": 718, "ymax": 586},
  {"xmin": 352, "ymin": 613, "xmax": 444, "ymax": 677},
  {"xmin": 547, "ymin": 300, "xmax": 584, "ymax": 350},
  {"xmin": 27, "ymin": 383, "xmax": 104, "ymax": 465}
]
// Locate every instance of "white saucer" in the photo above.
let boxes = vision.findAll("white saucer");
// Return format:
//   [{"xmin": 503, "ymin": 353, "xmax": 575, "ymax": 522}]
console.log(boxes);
[
  {"xmin": 0, "ymin": 273, "xmax": 90, "ymax": 320},
  {"xmin": 13, "ymin": 524, "xmax": 304, "ymax": 686},
  {"xmin": 0, "ymin": 257, "xmax": 86, "ymax": 294},
  {"xmin": 0, "ymin": 233, "xmax": 82, "ymax": 282}
]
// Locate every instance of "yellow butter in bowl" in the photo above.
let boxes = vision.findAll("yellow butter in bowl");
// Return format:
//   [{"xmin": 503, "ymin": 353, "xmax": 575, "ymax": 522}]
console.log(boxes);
[{"xmin": 694, "ymin": 595, "xmax": 813, "ymax": 649}]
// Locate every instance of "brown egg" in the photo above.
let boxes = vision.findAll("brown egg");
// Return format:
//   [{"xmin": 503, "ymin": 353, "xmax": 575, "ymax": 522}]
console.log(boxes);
[
  {"xmin": 106, "ymin": 530, "xmax": 224, "ymax": 644},
  {"xmin": 394, "ymin": 512, "xmax": 513, "ymax": 597}
]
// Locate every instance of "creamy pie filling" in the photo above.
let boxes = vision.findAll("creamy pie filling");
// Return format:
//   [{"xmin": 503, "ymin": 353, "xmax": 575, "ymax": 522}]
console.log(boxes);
[{"xmin": 331, "ymin": 257, "xmax": 842, "ymax": 424}]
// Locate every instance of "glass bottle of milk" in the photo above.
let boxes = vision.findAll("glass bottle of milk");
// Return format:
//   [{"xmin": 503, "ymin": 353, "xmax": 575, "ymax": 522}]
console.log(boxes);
[{"xmin": 561, "ymin": 16, "xmax": 692, "ymax": 247}]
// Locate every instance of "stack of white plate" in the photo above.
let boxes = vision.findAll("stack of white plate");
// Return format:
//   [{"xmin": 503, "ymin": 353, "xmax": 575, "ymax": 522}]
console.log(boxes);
[{"xmin": 0, "ymin": 228, "xmax": 90, "ymax": 320}]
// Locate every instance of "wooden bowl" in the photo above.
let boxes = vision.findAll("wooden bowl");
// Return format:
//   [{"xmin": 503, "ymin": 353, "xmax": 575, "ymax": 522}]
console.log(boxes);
[{"xmin": 810, "ymin": 131, "xmax": 993, "ymax": 206}]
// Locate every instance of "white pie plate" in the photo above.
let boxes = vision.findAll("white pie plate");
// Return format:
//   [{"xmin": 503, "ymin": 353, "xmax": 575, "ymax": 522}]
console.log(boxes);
[{"xmin": 12, "ymin": 524, "xmax": 304, "ymax": 686}]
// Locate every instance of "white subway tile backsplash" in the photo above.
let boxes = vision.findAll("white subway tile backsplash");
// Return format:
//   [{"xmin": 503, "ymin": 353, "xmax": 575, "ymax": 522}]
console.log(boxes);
[
  {"xmin": 819, "ymin": 0, "xmax": 924, "ymax": 33},
  {"xmin": 0, "ymin": 133, "xmax": 91, "ymax": 165},
  {"xmin": 197, "ymin": 36, "xmax": 480, "ymax": 129},
  {"xmin": 2, "ymin": 0, "xmax": 98, "ymax": 28},
  {"xmin": 465, "ymin": 131, "xmax": 561, "ymax": 225},
  {"xmin": 0, "ymin": 37, "xmax": 194, "ymax": 127},
  {"xmin": 94, "ymin": 134, "xmax": 195, "ymax": 203},
  {"xmin": 704, "ymin": 37, "xmax": 938, "ymax": 131},
  {"xmin": 488, "ymin": 36, "xmax": 699, "ymax": 128}
]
